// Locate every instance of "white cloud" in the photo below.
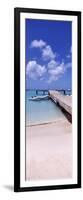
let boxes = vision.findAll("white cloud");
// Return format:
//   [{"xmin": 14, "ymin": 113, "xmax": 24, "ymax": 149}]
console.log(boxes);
[
  {"xmin": 26, "ymin": 59, "xmax": 71, "ymax": 83},
  {"xmin": 47, "ymin": 76, "xmax": 58, "ymax": 83},
  {"xmin": 47, "ymin": 61, "xmax": 65, "ymax": 83},
  {"xmin": 30, "ymin": 40, "xmax": 46, "ymax": 48},
  {"xmin": 47, "ymin": 60, "xmax": 58, "ymax": 69},
  {"xmin": 27, "ymin": 40, "xmax": 72, "ymax": 83},
  {"xmin": 26, "ymin": 60, "xmax": 46, "ymax": 80},
  {"xmin": 42, "ymin": 45, "xmax": 56, "ymax": 60},
  {"xmin": 48, "ymin": 61, "xmax": 64, "ymax": 75},
  {"xmin": 47, "ymin": 60, "xmax": 72, "ymax": 83},
  {"xmin": 30, "ymin": 39, "xmax": 56, "ymax": 61}
]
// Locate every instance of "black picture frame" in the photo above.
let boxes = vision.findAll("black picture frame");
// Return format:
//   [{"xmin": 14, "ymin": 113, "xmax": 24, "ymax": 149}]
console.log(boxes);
[{"xmin": 14, "ymin": 7, "xmax": 81, "ymax": 192}]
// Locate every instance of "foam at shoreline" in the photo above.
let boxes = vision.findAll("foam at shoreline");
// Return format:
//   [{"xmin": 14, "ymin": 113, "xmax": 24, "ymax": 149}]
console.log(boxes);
[{"xmin": 26, "ymin": 118, "xmax": 67, "ymax": 127}]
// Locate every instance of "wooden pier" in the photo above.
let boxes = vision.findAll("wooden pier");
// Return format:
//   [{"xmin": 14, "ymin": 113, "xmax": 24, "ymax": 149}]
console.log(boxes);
[{"xmin": 49, "ymin": 90, "xmax": 72, "ymax": 119}]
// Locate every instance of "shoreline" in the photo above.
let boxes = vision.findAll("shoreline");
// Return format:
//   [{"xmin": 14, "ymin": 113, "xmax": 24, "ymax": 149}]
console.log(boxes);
[{"xmin": 26, "ymin": 117, "xmax": 67, "ymax": 127}]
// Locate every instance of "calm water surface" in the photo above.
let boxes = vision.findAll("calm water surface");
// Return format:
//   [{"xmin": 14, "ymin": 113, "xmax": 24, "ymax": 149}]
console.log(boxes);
[{"xmin": 25, "ymin": 90, "xmax": 66, "ymax": 126}]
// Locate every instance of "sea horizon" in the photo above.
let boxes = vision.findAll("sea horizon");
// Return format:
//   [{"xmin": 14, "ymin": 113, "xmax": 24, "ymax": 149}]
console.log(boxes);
[{"xmin": 26, "ymin": 88, "xmax": 72, "ymax": 91}]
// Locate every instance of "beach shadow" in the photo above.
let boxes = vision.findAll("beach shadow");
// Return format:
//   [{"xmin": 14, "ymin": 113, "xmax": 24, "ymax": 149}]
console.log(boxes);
[{"xmin": 3, "ymin": 185, "xmax": 14, "ymax": 192}]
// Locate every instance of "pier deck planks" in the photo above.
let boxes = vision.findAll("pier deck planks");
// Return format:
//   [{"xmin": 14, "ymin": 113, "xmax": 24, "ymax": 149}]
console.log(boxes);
[{"xmin": 49, "ymin": 90, "xmax": 72, "ymax": 115}]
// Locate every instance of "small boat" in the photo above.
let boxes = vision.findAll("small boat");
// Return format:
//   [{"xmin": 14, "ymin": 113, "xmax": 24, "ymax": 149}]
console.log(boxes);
[{"xmin": 29, "ymin": 95, "xmax": 49, "ymax": 101}]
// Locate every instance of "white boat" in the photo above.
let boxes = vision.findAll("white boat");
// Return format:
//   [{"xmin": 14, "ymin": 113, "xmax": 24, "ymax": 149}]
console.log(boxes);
[{"xmin": 29, "ymin": 95, "xmax": 49, "ymax": 101}]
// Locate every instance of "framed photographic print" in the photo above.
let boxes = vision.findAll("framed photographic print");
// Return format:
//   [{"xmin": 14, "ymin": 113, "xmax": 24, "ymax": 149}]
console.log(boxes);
[{"xmin": 14, "ymin": 7, "xmax": 81, "ymax": 192}]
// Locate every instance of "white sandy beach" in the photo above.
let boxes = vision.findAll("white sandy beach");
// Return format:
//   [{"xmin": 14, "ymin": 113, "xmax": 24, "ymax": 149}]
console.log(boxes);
[{"xmin": 26, "ymin": 118, "xmax": 72, "ymax": 180}]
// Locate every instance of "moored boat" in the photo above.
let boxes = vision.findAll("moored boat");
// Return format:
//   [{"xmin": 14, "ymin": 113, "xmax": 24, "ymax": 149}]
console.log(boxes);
[{"xmin": 29, "ymin": 95, "xmax": 49, "ymax": 101}]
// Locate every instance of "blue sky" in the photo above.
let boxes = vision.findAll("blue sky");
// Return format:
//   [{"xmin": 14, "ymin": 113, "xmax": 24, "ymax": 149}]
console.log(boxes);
[{"xmin": 25, "ymin": 19, "xmax": 72, "ymax": 90}]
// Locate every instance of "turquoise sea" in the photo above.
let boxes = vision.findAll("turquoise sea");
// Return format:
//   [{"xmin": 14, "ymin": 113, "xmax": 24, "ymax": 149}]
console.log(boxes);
[{"xmin": 25, "ymin": 90, "xmax": 71, "ymax": 126}]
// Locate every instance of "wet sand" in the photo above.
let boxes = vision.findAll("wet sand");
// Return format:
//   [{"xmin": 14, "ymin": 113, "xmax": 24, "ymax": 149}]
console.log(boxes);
[{"xmin": 26, "ymin": 118, "xmax": 72, "ymax": 180}]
